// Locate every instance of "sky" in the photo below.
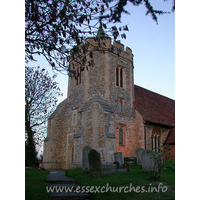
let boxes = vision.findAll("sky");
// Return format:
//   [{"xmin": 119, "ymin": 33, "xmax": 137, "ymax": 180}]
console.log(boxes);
[{"xmin": 28, "ymin": 0, "xmax": 175, "ymax": 105}]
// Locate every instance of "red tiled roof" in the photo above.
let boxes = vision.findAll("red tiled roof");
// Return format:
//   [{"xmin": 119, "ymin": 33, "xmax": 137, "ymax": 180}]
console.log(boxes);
[
  {"xmin": 133, "ymin": 85, "xmax": 175, "ymax": 127},
  {"xmin": 164, "ymin": 128, "xmax": 175, "ymax": 144}
]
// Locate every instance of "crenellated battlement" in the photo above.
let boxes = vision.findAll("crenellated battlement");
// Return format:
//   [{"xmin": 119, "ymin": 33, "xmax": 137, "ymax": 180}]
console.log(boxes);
[
  {"xmin": 112, "ymin": 40, "xmax": 133, "ymax": 61},
  {"xmin": 68, "ymin": 34, "xmax": 134, "ymax": 103},
  {"xmin": 82, "ymin": 37, "xmax": 133, "ymax": 62}
]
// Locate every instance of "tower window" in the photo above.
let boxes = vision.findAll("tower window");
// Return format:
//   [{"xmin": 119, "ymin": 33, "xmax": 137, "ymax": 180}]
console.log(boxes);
[
  {"xmin": 116, "ymin": 67, "xmax": 123, "ymax": 88},
  {"xmin": 120, "ymin": 68, "xmax": 123, "ymax": 87},
  {"xmin": 116, "ymin": 67, "xmax": 119, "ymax": 86},
  {"xmin": 119, "ymin": 99, "xmax": 124, "ymax": 113},
  {"xmin": 119, "ymin": 128, "xmax": 123, "ymax": 145},
  {"xmin": 76, "ymin": 67, "xmax": 81, "ymax": 85}
]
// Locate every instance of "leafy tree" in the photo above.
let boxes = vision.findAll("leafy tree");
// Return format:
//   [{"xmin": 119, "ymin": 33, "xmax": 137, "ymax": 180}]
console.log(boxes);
[
  {"xmin": 25, "ymin": 0, "xmax": 174, "ymax": 73},
  {"xmin": 25, "ymin": 66, "xmax": 62, "ymax": 166}
]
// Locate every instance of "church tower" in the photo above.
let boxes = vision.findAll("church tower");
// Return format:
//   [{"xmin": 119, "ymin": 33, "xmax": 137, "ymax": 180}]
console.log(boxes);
[
  {"xmin": 67, "ymin": 24, "xmax": 134, "ymax": 112},
  {"xmin": 42, "ymin": 25, "xmax": 141, "ymax": 170}
]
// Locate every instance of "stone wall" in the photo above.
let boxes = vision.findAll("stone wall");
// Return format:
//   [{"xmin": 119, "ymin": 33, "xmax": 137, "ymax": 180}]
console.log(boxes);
[
  {"xmin": 114, "ymin": 109, "xmax": 144, "ymax": 157},
  {"xmin": 145, "ymin": 125, "xmax": 170, "ymax": 154},
  {"xmin": 42, "ymin": 37, "xmax": 145, "ymax": 170},
  {"xmin": 73, "ymin": 100, "xmax": 116, "ymax": 168}
]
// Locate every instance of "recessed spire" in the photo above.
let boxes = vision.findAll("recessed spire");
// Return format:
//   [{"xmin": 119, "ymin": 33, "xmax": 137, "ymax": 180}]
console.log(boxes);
[{"xmin": 96, "ymin": 21, "xmax": 105, "ymax": 39}]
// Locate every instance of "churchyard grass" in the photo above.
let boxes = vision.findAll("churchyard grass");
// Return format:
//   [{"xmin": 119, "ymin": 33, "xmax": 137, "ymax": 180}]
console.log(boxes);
[
  {"xmin": 25, "ymin": 160, "xmax": 174, "ymax": 200},
  {"xmin": 66, "ymin": 160, "xmax": 175, "ymax": 200},
  {"xmin": 25, "ymin": 169, "xmax": 50, "ymax": 200}
]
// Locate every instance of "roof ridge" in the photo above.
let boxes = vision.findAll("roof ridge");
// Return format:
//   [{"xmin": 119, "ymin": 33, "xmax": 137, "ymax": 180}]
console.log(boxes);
[{"xmin": 134, "ymin": 85, "xmax": 175, "ymax": 101}]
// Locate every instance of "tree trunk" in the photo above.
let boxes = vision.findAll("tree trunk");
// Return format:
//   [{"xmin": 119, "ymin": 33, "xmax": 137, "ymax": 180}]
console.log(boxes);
[{"xmin": 25, "ymin": 104, "xmax": 37, "ymax": 167}]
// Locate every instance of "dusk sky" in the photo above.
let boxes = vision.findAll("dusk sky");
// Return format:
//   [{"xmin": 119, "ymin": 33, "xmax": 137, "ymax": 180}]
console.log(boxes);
[{"xmin": 28, "ymin": 0, "xmax": 175, "ymax": 104}]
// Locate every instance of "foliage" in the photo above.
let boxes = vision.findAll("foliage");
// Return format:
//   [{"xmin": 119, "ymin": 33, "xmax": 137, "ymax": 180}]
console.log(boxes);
[
  {"xmin": 25, "ymin": 0, "xmax": 175, "ymax": 74},
  {"xmin": 25, "ymin": 66, "xmax": 62, "ymax": 166},
  {"xmin": 149, "ymin": 144, "xmax": 173, "ymax": 181}
]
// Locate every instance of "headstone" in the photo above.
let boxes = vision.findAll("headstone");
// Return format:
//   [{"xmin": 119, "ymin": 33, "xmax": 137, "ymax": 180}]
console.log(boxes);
[
  {"xmin": 123, "ymin": 162, "xmax": 130, "ymax": 172},
  {"xmin": 88, "ymin": 149, "xmax": 102, "ymax": 177},
  {"xmin": 141, "ymin": 150, "xmax": 155, "ymax": 172},
  {"xmin": 113, "ymin": 161, "xmax": 120, "ymax": 168},
  {"xmin": 114, "ymin": 152, "xmax": 124, "ymax": 167},
  {"xmin": 82, "ymin": 146, "xmax": 92, "ymax": 172},
  {"xmin": 141, "ymin": 150, "xmax": 163, "ymax": 172},
  {"xmin": 135, "ymin": 147, "xmax": 145, "ymax": 165}
]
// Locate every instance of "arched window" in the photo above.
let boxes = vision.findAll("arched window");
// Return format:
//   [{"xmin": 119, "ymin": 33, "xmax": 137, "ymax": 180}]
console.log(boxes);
[
  {"xmin": 119, "ymin": 100, "xmax": 122, "ymax": 112},
  {"xmin": 116, "ymin": 67, "xmax": 123, "ymax": 88},
  {"xmin": 154, "ymin": 135, "xmax": 157, "ymax": 152},
  {"xmin": 120, "ymin": 68, "xmax": 123, "ymax": 87},
  {"xmin": 76, "ymin": 66, "xmax": 81, "ymax": 85},
  {"xmin": 158, "ymin": 136, "xmax": 160, "ymax": 153},
  {"xmin": 116, "ymin": 67, "xmax": 119, "ymax": 86},
  {"xmin": 119, "ymin": 128, "xmax": 123, "ymax": 145},
  {"xmin": 152, "ymin": 127, "xmax": 161, "ymax": 152}
]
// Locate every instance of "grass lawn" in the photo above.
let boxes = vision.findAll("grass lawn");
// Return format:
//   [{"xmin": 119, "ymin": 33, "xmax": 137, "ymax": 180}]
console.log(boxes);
[
  {"xmin": 25, "ymin": 169, "xmax": 50, "ymax": 200},
  {"xmin": 66, "ymin": 160, "xmax": 175, "ymax": 200},
  {"xmin": 25, "ymin": 160, "xmax": 174, "ymax": 200}
]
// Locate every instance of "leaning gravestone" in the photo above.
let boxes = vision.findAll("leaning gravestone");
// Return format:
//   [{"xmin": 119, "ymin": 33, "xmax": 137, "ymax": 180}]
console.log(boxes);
[
  {"xmin": 88, "ymin": 149, "xmax": 102, "ymax": 177},
  {"xmin": 114, "ymin": 152, "xmax": 124, "ymax": 167},
  {"xmin": 141, "ymin": 150, "xmax": 163, "ymax": 172},
  {"xmin": 82, "ymin": 146, "xmax": 92, "ymax": 172},
  {"xmin": 135, "ymin": 147, "xmax": 145, "ymax": 165}
]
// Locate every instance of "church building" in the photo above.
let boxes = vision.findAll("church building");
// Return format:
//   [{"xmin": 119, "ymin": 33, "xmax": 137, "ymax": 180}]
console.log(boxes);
[{"xmin": 42, "ymin": 26, "xmax": 175, "ymax": 169}]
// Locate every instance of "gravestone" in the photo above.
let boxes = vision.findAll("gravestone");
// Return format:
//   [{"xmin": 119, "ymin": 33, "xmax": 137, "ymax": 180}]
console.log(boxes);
[
  {"xmin": 123, "ymin": 162, "xmax": 131, "ymax": 172},
  {"xmin": 113, "ymin": 161, "xmax": 120, "ymax": 168},
  {"xmin": 135, "ymin": 147, "xmax": 145, "ymax": 165},
  {"xmin": 88, "ymin": 149, "xmax": 102, "ymax": 177},
  {"xmin": 141, "ymin": 150, "xmax": 155, "ymax": 171},
  {"xmin": 82, "ymin": 146, "xmax": 92, "ymax": 172},
  {"xmin": 114, "ymin": 152, "xmax": 124, "ymax": 167},
  {"xmin": 141, "ymin": 150, "xmax": 163, "ymax": 172}
]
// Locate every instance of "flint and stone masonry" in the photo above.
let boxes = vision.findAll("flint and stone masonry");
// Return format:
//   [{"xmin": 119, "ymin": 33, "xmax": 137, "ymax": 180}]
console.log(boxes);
[{"xmin": 42, "ymin": 30, "xmax": 174, "ymax": 169}]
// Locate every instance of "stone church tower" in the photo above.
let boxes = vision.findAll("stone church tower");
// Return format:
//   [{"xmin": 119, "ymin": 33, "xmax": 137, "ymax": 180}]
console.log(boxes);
[{"xmin": 42, "ymin": 25, "xmax": 174, "ymax": 169}]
